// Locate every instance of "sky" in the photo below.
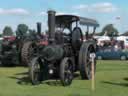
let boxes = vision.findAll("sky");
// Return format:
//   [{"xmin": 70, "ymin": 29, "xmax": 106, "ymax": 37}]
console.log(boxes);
[{"xmin": 0, "ymin": 0, "xmax": 128, "ymax": 34}]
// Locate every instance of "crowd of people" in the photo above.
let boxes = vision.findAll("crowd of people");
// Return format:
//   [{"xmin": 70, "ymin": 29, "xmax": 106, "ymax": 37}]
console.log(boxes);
[{"xmin": 97, "ymin": 38, "xmax": 125, "ymax": 50}]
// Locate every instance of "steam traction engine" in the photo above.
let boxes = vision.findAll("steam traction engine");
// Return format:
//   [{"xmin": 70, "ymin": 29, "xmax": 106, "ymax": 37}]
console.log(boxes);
[
  {"xmin": 29, "ymin": 10, "xmax": 99, "ymax": 86},
  {"xmin": 0, "ymin": 23, "xmax": 44, "ymax": 66}
]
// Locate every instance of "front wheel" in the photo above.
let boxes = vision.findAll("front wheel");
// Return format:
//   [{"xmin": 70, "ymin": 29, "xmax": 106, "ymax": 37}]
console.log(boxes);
[
  {"xmin": 60, "ymin": 58, "xmax": 74, "ymax": 86},
  {"xmin": 29, "ymin": 57, "xmax": 43, "ymax": 85}
]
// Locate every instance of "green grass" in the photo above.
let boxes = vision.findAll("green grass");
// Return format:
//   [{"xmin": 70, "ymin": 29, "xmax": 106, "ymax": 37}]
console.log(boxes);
[{"xmin": 0, "ymin": 60, "xmax": 128, "ymax": 96}]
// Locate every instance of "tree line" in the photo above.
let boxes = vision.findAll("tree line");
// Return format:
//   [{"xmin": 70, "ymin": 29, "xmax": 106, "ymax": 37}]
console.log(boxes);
[
  {"xmin": 95, "ymin": 24, "xmax": 128, "ymax": 36},
  {"xmin": 1, "ymin": 23, "xmax": 128, "ymax": 37},
  {"xmin": 1, "ymin": 24, "xmax": 36, "ymax": 37}
]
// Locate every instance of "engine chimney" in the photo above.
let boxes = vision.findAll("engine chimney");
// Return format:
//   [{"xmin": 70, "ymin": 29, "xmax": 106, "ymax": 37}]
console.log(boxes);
[
  {"xmin": 37, "ymin": 22, "xmax": 42, "ymax": 36},
  {"xmin": 47, "ymin": 10, "xmax": 56, "ymax": 43}
]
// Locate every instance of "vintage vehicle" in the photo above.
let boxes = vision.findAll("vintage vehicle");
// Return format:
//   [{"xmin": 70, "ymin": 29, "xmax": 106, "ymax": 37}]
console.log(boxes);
[
  {"xmin": 0, "ymin": 36, "xmax": 18, "ymax": 66},
  {"xmin": 29, "ymin": 10, "xmax": 99, "ymax": 86},
  {"xmin": 0, "ymin": 23, "xmax": 44, "ymax": 66},
  {"xmin": 96, "ymin": 46, "xmax": 128, "ymax": 60},
  {"xmin": 21, "ymin": 22, "xmax": 46, "ymax": 66}
]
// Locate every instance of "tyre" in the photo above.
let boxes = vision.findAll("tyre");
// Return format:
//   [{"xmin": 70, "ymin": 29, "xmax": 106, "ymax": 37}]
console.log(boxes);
[
  {"xmin": 120, "ymin": 55, "xmax": 126, "ymax": 60},
  {"xmin": 21, "ymin": 42, "xmax": 35, "ymax": 66},
  {"xmin": 29, "ymin": 57, "xmax": 43, "ymax": 85},
  {"xmin": 97, "ymin": 56, "xmax": 102, "ymax": 60},
  {"xmin": 60, "ymin": 57, "xmax": 74, "ymax": 86},
  {"xmin": 79, "ymin": 43, "xmax": 96, "ymax": 80}
]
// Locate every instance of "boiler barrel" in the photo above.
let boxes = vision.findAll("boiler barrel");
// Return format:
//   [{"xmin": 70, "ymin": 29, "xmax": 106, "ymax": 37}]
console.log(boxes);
[{"xmin": 42, "ymin": 45, "xmax": 64, "ymax": 61}]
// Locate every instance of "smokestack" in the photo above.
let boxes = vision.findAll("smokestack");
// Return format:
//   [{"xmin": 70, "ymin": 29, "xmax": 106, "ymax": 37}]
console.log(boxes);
[
  {"xmin": 37, "ymin": 22, "xmax": 42, "ymax": 36},
  {"xmin": 47, "ymin": 10, "xmax": 56, "ymax": 43}
]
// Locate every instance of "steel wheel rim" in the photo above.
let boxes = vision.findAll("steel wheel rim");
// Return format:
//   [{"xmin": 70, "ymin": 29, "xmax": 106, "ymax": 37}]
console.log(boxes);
[
  {"xmin": 85, "ymin": 48, "xmax": 92, "ymax": 78},
  {"xmin": 28, "ymin": 45, "xmax": 35, "ymax": 59},
  {"xmin": 64, "ymin": 61, "xmax": 73, "ymax": 85},
  {"xmin": 33, "ymin": 60, "xmax": 41, "ymax": 82}
]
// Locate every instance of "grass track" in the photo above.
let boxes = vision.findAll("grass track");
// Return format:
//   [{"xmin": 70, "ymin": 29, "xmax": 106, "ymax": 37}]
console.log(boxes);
[{"xmin": 0, "ymin": 60, "xmax": 128, "ymax": 96}]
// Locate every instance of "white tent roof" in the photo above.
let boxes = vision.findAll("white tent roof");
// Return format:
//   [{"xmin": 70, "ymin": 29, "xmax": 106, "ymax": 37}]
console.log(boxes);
[
  {"xmin": 98, "ymin": 36, "xmax": 110, "ymax": 41},
  {"xmin": 0, "ymin": 37, "xmax": 3, "ymax": 40},
  {"xmin": 117, "ymin": 36, "xmax": 128, "ymax": 41}
]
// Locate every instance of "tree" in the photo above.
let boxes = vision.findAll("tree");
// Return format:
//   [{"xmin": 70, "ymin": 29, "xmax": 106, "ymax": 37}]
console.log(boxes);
[
  {"xmin": 27, "ymin": 29, "xmax": 37, "ymax": 39},
  {"xmin": 95, "ymin": 32, "xmax": 105, "ymax": 36},
  {"xmin": 16, "ymin": 24, "xmax": 28, "ymax": 37},
  {"xmin": 3, "ymin": 26, "xmax": 13, "ymax": 36},
  {"xmin": 120, "ymin": 31, "xmax": 128, "ymax": 36},
  {"xmin": 102, "ymin": 24, "xmax": 119, "ymax": 37},
  {"xmin": 0, "ymin": 34, "xmax": 2, "ymax": 37},
  {"xmin": 28, "ymin": 29, "xmax": 36, "ymax": 36}
]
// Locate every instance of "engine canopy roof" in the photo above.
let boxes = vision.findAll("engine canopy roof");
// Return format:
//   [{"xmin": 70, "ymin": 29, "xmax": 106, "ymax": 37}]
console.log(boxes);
[{"xmin": 55, "ymin": 15, "xmax": 99, "ymax": 27}]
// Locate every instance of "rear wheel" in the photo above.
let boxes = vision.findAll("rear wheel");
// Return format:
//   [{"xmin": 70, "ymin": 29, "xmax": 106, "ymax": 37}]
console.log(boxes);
[
  {"xmin": 79, "ymin": 43, "xmax": 96, "ymax": 80},
  {"xmin": 21, "ymin": 42, "xmax": 36, "ymax": 66},
  {"xmin": 29, "ymin": 57, "xmax": 43, "ymax": 85},
  {"xmin": 60, "ymin": 58, "xmax": 73, "ymax": 86}
]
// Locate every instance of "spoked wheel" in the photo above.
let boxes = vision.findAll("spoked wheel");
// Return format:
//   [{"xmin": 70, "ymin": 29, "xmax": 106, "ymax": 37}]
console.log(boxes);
[
  {"xmin": 29, "ymin": 57, "xmax": 43, "ymax": 85},
  {"xmin": 21, "ymin": 42, "xmax": 36, "ymax": 66},
  {"xmin": 79, "ymin": 43, "xmax": 96, "ymax": 80},
  {"xmin": 60, "ymin": 58, "xmax": 74, "ymax": 86}
]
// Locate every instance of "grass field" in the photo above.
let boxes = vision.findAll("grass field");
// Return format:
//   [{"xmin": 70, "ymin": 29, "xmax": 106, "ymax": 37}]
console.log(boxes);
[{"xmin": 0, "ymin": 60, "xmax": 128, "ymax": 96}]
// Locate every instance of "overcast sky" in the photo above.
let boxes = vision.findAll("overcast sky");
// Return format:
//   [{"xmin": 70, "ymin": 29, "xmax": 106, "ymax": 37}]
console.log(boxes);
[{"xmin": 0, "ymin": 0, "xmax": 128, "ymax": 34}]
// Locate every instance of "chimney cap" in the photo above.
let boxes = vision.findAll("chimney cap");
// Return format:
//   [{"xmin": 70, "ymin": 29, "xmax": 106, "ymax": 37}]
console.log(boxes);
[{"xmin": 47, "ymin": 10, "xmax": 56, "ymax": 14}]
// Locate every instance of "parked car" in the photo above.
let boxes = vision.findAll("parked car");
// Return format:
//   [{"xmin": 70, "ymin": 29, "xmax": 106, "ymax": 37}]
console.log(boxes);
[{"xmin": 96, "ymin": 46, "xmax": 128, "ymax": 60}]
